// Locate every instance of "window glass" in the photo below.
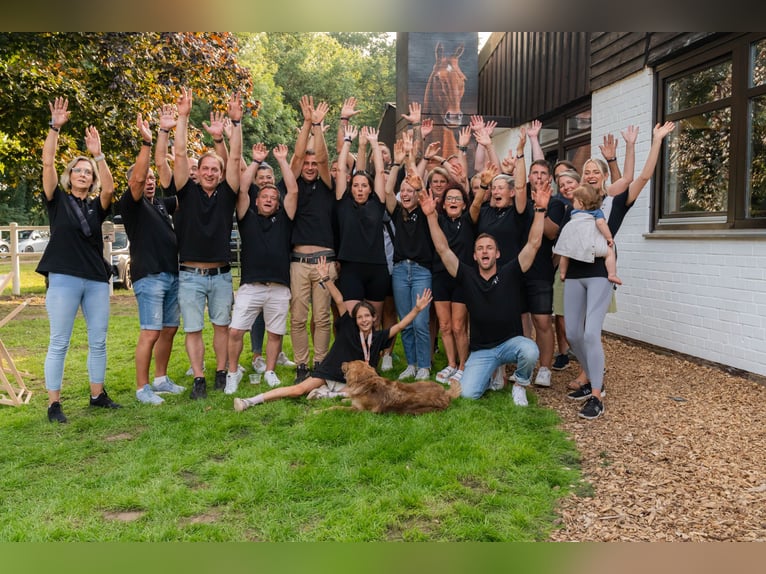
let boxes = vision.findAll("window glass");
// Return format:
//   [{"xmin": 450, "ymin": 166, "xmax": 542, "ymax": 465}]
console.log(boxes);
[
  {"xmin": 663, "ymin": 109, "xmax": 730, "ymax": 214},
  {"xmin": 747, "ymin": 95, "xmax": 766, "ymax": 218},
  {"xmin": 565, "ymin": 110, "xmax": 591, "ymax": 137},
  {"xmin": 751, "ymin": 38, "xmax": 766, "ymax": 87},
  {"xmin": 666, "ymin": 60, "xmax": 732, "ymax": 114}
]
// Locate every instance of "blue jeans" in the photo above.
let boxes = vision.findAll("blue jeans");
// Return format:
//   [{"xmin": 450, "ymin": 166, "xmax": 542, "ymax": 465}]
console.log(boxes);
[
  {"xmin": 133, "ymin": 272, "xmax": 180, "ymax": 331},
  {"xmin": 44, "ymin": 273, "xmax": 110, "ymax": 391},
  {"xmin": 460, "ymin": 336, "xmax": 539, "ymax": 399},
  {"xmin": 178, "ymin": 270, "xmax": 233, "ymax": 332},
  {"xmin": 392, "ymin": 260, "xmax": 432, "ymax": 369}
]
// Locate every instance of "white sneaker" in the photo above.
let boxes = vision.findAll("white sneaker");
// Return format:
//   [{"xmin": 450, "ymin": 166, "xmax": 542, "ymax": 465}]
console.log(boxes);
[
  {"xmin": 398, "ymin": 365, "xmax": 417, "ymax": 380},
  {"xmin": 435, "ymin": 366, "xmax": 456, "ymax": 383},
  {"xmin": 276, "ymin": 352, "xmax": 296, "ymax": 368},
  {"xmin": 251, "ymin": 356, "xmax": 267, "ymax": 374},
  {"xmin": 512, "ymin": 384, "xmax": 528, "ymax": 407},
  {"xmin": 224, "ymin": 370, "xmax": 242, "ymax": 395},
  {"xmin": 415, "ymin": 367, "xmax": 431, "ymax": 380},
  {"xmin": 380, "ymin": 354, "xmax": 394, "ymax": 372},
  {"xmin": 534, "ymin": 366, "xmax": 552, "ymax": 387},
  {"xmin": 136, "ymin": 385, "xmax": 164, "ymax": 404},
  {"xmin": 264, "ymin": 370, "xmax": 281, "ymax": 388},
  {"xmin": 489, "ymin": 366, "xmax": 506, "ymax": 390}
]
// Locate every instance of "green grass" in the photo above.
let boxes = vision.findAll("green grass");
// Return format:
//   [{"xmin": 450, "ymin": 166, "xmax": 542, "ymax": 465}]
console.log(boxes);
[{"xmin": 0, "ymin": 266, "xmax": 583, "ymax": 541}]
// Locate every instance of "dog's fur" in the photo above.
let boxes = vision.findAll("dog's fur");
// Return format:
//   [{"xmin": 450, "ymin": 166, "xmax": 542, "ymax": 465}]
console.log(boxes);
[{"xmin": 338, "ymin": 360, "xmax": 461, "ymax": 415}]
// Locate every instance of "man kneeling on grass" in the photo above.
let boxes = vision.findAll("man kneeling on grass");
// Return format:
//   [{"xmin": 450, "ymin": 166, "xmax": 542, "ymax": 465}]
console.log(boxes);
[
  {"xmin": 420, "ymin": 171, "xmax": 552, "ymax": 406},
  {"xmin": 234, "ymin": 257, "xmax": 432, "ymax": 411}
]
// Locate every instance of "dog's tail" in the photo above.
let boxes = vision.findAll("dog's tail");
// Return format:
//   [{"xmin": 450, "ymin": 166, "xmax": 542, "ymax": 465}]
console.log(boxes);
[{"xmin": 448, "ymin": 380, "xmax": 461, "ymax": 399}]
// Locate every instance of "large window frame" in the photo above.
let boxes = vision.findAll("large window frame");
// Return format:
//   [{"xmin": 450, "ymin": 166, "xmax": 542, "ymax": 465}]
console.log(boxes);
[
  {"xmin": 538, "ymin": 101, "xmax": 592, "ymax": 173},
  {"xmin": 654, "ymin": 33, "xmax": 766, "ymax": 232}
]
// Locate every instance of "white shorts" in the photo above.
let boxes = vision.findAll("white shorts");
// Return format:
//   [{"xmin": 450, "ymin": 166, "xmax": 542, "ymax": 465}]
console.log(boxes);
[{"xmin": 229, "ymin": 282, "xmax": 291, "ymax": 335}]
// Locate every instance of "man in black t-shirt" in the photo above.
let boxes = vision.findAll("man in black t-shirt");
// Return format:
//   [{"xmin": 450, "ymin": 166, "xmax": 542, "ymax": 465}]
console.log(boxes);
[
  {"xmin": 118, "ymin": 119, "xmax": 185, "ymax": 406},
  {"xmin": 421, "ymin": 180, "xmax": 551, "ymax": 406}
]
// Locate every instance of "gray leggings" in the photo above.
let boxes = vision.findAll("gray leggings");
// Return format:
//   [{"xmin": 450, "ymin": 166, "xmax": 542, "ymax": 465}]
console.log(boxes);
[{"xmin": 563, "ymin": 277, "xmax": 613, "ymax": 391}]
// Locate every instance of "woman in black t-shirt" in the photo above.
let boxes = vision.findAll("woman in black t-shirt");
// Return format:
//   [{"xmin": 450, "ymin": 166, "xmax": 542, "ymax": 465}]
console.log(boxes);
[
  {"xmin": 234, "ymin": 257, "xmax": 433, "ymax": 411},
  {"xmin": 38, "ymin": 97, "xmax": 120, "ymax": 423}
]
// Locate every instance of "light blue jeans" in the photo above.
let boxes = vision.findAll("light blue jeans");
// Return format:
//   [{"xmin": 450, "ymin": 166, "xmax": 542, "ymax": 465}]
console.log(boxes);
[
  {"xmin": 460, "ymin": 336, "xmax": 539, "ymax": 399},
  {"xmin": 392, "ymin": 260, "xmax": 432, "ymax": 369},
  {"xmin": 44, "ymin": 273, "xmax": 110, "ymax": 391}
]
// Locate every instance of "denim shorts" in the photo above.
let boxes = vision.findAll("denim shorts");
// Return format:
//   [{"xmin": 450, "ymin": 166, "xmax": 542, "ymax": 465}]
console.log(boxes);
[
  {"xmin": 133, "ymin": 272, "xmax": 180, "ymax": 331},
  {"xmin": 178, "ymin": 270, "xmax": 233, "ymax": 332}
]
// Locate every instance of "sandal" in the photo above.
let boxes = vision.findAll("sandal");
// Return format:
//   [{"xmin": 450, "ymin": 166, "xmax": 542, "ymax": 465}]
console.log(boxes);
[
  {"xmin": 435, "ymin": 366, "xmax": 457, "ymax": 384},
  {"xmin": 447, "ymin": 369, "xmax": 463, "ymax": 387}
]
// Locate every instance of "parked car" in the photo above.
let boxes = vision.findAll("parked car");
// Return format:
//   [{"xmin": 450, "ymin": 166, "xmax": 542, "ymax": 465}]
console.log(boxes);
[
  {"xmin": 18, "ymin": 230, "xmax": 50, "ymax": 253},
  {"xmin": 0, "ymin": 238, "xmax": 9, "ymax": 258},
  {"xmin": 230, "ymin": 226, "xmax": 241, "ymax": 267},
  {"xmin": 111, "ymin": 230, "xmax": 132, "ymax": 289}
]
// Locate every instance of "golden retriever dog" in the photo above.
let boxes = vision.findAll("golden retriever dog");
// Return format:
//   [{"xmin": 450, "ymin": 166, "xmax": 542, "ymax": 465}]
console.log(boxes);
[{"xmin": 337, "ymin": 360, "xmax": 461, "ymax": 415}]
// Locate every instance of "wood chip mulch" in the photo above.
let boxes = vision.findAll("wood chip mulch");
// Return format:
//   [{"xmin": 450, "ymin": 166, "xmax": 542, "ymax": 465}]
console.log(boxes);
[{"xmin": 533, "ymin": 335, "xmax": 766, "ymax": 542}]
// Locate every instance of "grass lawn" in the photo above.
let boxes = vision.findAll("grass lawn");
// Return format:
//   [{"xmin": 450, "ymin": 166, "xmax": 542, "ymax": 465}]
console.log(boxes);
[{"xmin": 0, "ymin": 262, "xmax": 582, "ymax": 541}]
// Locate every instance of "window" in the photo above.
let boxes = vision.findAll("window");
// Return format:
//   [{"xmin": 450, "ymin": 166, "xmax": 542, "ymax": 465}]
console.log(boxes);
[
  {"xmin": 539, "ymin": 103, "xmax": 592, "ymax": 173},
  {"xmin": 656, "ymin": 33, "xmax": 766, "ymax": 230}
]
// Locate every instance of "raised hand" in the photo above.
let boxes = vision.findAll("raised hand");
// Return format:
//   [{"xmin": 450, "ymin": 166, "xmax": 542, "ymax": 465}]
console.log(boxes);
[
  {"xmin": 501, "ymin": 149, "xmax": 516, "ymax": 175},
  {"xmin": 341, "ymin": 97, "xmax": 361, "ymax": 120},
  {"xmin": 458, "ymin": 125, "xmax": 472, "ymax": 147},
  {"xmin": 484, "ymin": 120, "xmax": 498, "ymax": 136},
  {"xmin": 363, "ymin": 126, "xmax": 378, "ymax": 144},
  {"xmin": 516, "ymin": 126, "xmax": 527, "ymax": 156},
  {"xmin": 272, "ymin": 144, "xmax": 288, "ymax": 161},
  {"xmin": 531, "ymin": 179, "xmax": 552, "ymax": 209},
  {"xmin": 393, "ymin": 139, "xmax": 406, "ymax": 164},
  {"xmin": 203, "ymin": 110, "xmax": 226, "ymax": 139},
  {"xmin": 137, "ymin": 113, "xmax": 151, "ymax": 143},
  {"xmin": 402, "ymin": 101, "xmax": 422, "ymax": 124},
  {"xmin": 621, "ymin": 124, "xmax": 639, "ymax": 145},
  {"xmin": 228, "ymin": 92, "xmax": 243, "ymax": 122},
  {"xmin": 474, "ymin": 126, "xmax": 492, "ymax": 147},
  {"xmin": 421, "ymin": 118, "xmax": 434, "ymax": 139},
  {"xmin": 653, "ymin": 121, "xmax": 675, "ymax": 140},
  {"xmin": 480, "ymin": 162, "xmax": 499, "ymax": 188},
  {"xmin": 418, "ymin": 186, "xmax": 437, "ymax": 216},
  {"xmin": 344, "ymin": 124, "xmax": 359, "ymax": 142},
  {"xmin": 469, "ymin": 115, "xmax": 485, "ymax": 132},
  {"xmin": 158, "ymin": 104, "xmax": 177, "ymax": 132},
  {"xmin": 252, "ymin": 143, "xmax": 269, "ymax": 163},
  {"xmin": 415, "ymin": 287, "xmax": 433, "ymax": 311},
  {"xmin": 49, "ymin": 96, "xmax": 70, "ymax": 129},
  {"xmin": 84, "ymin": 125, "xmax": 102, "ymax": 157},
  {"xmin": 299, "ymin": 95, "xmax": 313, "ymax": 122},
  {"xmin": 599, "ymin": 132, "xmax": 617, "ymax": 160},
  {"xmin": 527, "ymin": 119, "xmax": 542, "ymax": 139},
  {"xmin": 176, "ymin": 87, "xmax": 193, "ymax": 118},
  {"xmin": 447, "ymin": 161, "xmax": 465, "ymax": 182},
  {"xmin": 311, "ymin": 100, "xmax": 330, "ymax": 125},
  {"xmin": 423, "ymin": 141, "xmax": 440, "ymax": 159}
]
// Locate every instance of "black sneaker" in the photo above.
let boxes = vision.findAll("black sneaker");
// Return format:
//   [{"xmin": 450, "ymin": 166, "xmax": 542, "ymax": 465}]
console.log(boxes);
[
  {"xmin": 190, "ymin": 377, "xmax": 207, "ymax": 400},
  {"xmin": 552, "ymin": 353, "xmax": 570, "ymax": 371},
  {"xmin": 47, "ymin": 401, "xmax": 68, "ymax": 423},
  {"xmin": 214, "ymin": 369, "xmax": 227, "ymax": 390},
  {"xmin": 294, "ymin": 363, "xmax": 309, "ymax": 385},
  {"xmin": 578, "ymin": 396, "xmax": 604, "ymax": 420},
  {"xmin": 567, "ymin": 382, "xmax": 606, "ymax": 401},
  {"xmin": 90, "ymin": 390, "xmax": 122, "ymax": 409}
]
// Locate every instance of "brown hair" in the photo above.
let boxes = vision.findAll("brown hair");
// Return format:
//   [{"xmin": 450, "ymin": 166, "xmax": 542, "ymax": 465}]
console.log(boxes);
[{"xmin": 573, "ymin": 183, "xmax": 603, "ymax": 211}]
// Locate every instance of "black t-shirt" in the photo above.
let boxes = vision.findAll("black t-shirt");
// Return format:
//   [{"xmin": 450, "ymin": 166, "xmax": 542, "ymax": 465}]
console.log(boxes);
[
  {"xmin": 391, "ymin": 204, "xmax": 434, "ymax": 268},
  {"xmin": 312, "ymin": 312, "xmax": 393, "ymax": 382},
  {"xmin": 563, "ymin": 190, "xmax": 632, "ymax": 280},
  {"xmin": 117, "ymin": 190, "xmax": 178, "ymax": 282},
  {"xmin": 433, "ymin": 211, "xmax": 476, "ymax": 273},
  {"xmin": 238, "ymin": 206, "xmax": 292, "ymax": 286},
  {"xmin": 457, "ymin": 259, "xmax": 525, "ymax": 351},
  {"xmin": 522, "ymin": 199, "xmax": 554, "ymax": 281},
  {"xmin": 173, "ymin": 179, "xmax": 237, "ymax": 263},
  {"xmin": 36, "ymin": 186, "xmax": 111, "ymax": 282},
  {"xmin": 476, "ymin": 203, "xmax": 527, "ymax": 266},
  {"xmin": 335, "ymin": 194, "xmax": 386, "ymax": 265},
  {"xmin": 288, "ymin": 176, "xmax": 335, "ymax": 249}
]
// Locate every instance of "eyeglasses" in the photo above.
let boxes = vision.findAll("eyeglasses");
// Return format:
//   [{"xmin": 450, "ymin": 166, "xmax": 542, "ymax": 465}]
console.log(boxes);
[
  {"xmin": 444, "ymin": 196, "xmax": 464, "ymax": 203},
  {"xmin": 71, "ymin": 167, "xmax": 93, "ymax": 176}
]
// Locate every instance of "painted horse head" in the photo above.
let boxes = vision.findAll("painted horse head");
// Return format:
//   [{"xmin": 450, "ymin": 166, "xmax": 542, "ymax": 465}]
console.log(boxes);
[{"xmin": 424, "ymin": 42, "xmax": 466, "ymax": 128}]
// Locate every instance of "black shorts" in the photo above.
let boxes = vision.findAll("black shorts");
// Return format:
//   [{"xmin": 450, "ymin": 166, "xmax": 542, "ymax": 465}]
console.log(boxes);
[
  {"xmin": 524, "ymin": 278, "xmax": 553, "ymax": 315},
  {"xmin": 336, "ymin": 261, "xmax": 390, "ymax": 302},
  {"xmin": 431, "ymin": 270, "xmax": 466, "ymax": 303}
]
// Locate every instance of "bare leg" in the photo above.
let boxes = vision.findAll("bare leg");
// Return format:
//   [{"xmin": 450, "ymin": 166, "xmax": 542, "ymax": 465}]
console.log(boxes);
[
  {"xmin": 451, "ymin": 302, "xmax": 469, "ymax": 371},
  {"xmin": 435, "ymin": 301, "xmax": 457, "ymax": 369},
  {"xmin": 185, "ymin": 331, "xmax": 205, "ymax": 378},
  {"xmin": 136, "ymin": 329, "xmax": 161, "ymax": 389},
  {"xmin": 532, "ymin": 313, "xmax": 554, "ymax": 369},
  {"xmin": 264, "ymin": 331, "xmax": 282, "ymax": 372},
  {"xmin": 605, "ymin": 246, "xmax": 622, "ymax": 285},
  {"xmin": 227, "ymin": 327, "xmax": 246, "ymax": 374},
  {"xmin": 212, "ymin": 324, "xmax": 229, "ymax": 371},
  {"xmin": 153, "ymin": 326, "xmax": 177, "ymax": 378}
]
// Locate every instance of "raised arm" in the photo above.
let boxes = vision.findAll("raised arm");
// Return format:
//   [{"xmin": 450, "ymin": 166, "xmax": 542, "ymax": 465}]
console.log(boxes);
[
  {"xmin": 421, "ymin": 186, "xmax": 460, "ymax": 277},
  {"xmin": 225, "ymin": 93, "xmax": 243, "ymax": 193},
  {"xmin": 469, "ymin": 164, "xmax": 498, "ymax": 224},
  {"xmin": 606, "ymin": 125, "xmax": 639, "ymax": 196},
  {"xmin": 527, "ymin": 119, "xmax": 544, "ymax": 162},
  {"xmin": 43, "ymin": 96, "xmax": 70, "ymax": 199},
  {"xmin": 356, "ymin": 122, "xmax": 368, "ymax": 172},
  {"xmin": 402, "ymin": 101, "xmax": 423, "ymax": 159},
  {"xmin": 385, "ymin": 139, "xmax": 405, "ymax": 214},
  {"xmin": 273, "ymin": 144, "xmax": 298, "ymax": 220},
  {"xmin": 290, "ymin": 95, "xmax": 314, "ymax": 177},
  {"xmin": 626, "ymin": 121, "xmax": 675, "ymax": 206},
  {"xmin": 337, "ymin": 97, "xmax": 361, "ymax": 160},
  {"xmin": 336, "ymin": 124, "xmax": 358, "ymax": 199},
  {"xmin": 84, "ymin": 126, "xmax": 114, "ymax": 211},
  {"xmin": 517, "ymin": 180, "xmax": 551, "ymax": 272},
  {"xmin": 173, "ymin": 87, "xmax": 193, "ymax": 190},
  {"xmin": 310, "ymin": 100, "xmax": 332, "ymax": 187},
  {"xmin": 513, "ymin": 129, "xmax": 528, "ymax": 214},
  {"xmin": 599, "ymin": 132, "xmax": 622, "ymax": 183},
  {"xmin": 316, "ymin": 256, "xmax": 346, "ymax": 314},
  {"xmin": 129, "ymin": 113, "xmax": 153, "ymax": 202},
  {"xmin": 474, "ymin": 122, "xmax": 500, "ymax": 170},
  {"xmin": 388, "ymin": 287, "xmax": 433, "ymax": 338},
  {"xmin": 203, "ymin": 109, "xmax": 229, "ymax": 166},
  {"xmin": 155, "ymin": 104, "xmax": 176, "ymax": 190},
  {"xmin": 365, "ymin": 127, "xmax": 386, "ymax": 203}
]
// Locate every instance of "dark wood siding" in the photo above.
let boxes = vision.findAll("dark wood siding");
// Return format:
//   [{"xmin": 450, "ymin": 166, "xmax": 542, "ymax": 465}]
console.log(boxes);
[
  {"xmin": 590, "ymin": 32, "xmax": 720, "ymax": 91},
  {"xmin": 478, "ymin": 32, "xmax": 591, "ymax": 126}
]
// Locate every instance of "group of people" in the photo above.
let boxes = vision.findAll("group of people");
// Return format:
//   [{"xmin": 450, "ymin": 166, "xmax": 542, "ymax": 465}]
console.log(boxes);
[{"xmin": 38, "ymin": 89, "xmax": 674, "ymax": 424}]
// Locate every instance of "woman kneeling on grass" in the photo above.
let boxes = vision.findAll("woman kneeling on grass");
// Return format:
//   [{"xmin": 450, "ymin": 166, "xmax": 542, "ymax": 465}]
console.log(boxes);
[{"xmin": 235, "ymin": 256, "xmax": 432, "ymax": 411}]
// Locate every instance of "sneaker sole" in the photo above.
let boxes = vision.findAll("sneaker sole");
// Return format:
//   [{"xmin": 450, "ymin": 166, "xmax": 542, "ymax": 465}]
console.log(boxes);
[{"xmin": 578, "ymin": 406, "xmax": 605, "ymax": 420}]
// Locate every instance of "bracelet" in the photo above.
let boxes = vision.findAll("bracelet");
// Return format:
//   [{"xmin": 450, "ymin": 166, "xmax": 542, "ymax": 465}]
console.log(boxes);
[
  {"xmin": 159, "ymin": 128, "xmax": 170, "ymax": 134},
  {"xmin": 391, "ymin": 162, "xmax": 401, "ymax": 167},
  {"xmin": 409, "ymin": 121, "xmax": 421, "ymax": 127},
  {"xmin": 457, "ymin": 145, "xmax": 468, "ymax": 152},
  {"xmin": 93, "ymin": 154, "xmax": 105, "ymax": 162},
  {"xmin": 142, "ymin": 140, "xmax": 152, "ymax": 147},
  {"xmin": 311, "ymin": 122, "xmax": 322, "ymax": 127},
  {"xmin": 534, "ymin": 207, "xmax": 546, "ymax": 213},
  {"xmin": 343, "ymin": 137, "xmax": 352, "ymax": 143},
  {"xmin": 516, "ymin": 153, "xmax": 524, "ymax": 159},
  {"xmin": 480, "ymin": 184, "xmax": 489, "ymax": 190},
  {"xmin": 424, "ymin": 156, "xmax": 433, "ymax": 161},
  {"xmin": 49, "ymin": 123, "xmax": 60, "ymax": 132},
  {"xmin": 322, "ymin": 275, "xmax": 331, "ymax": 282},
  {"xmin": 213, "ymin": 138, "xmax": 224, "ymax": 144},
  {"xmin": 231, "ymin": 119, "xmax": 241, "ymax": 126},
  {"xmin": 441, "ymin": 159, "xmax": 448, "ymax": 166},
  {"xmin": 606, "ymin": 157, "xmax": 617, "ymax": 162},
  {"xmin": 340, "ymin": 116, "xmax": 350, "ymax": 121}
]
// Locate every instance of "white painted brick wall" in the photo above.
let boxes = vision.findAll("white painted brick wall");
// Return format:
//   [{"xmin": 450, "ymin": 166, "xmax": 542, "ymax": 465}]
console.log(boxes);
[{"xmin": 592, "ymin": 69, "xmax": 766, "ymax": 377}]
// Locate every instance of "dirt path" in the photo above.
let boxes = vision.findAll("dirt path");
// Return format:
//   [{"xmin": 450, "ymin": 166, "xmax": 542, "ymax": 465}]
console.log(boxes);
[{"xmin": 536, "ymin": 336, "xmax": 766, "ymax": 542}]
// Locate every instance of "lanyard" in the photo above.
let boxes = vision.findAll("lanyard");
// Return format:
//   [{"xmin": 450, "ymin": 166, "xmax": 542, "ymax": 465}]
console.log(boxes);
[{"xmin": 359, "ymin": 331, "xmax": 372, "ymax": 363}]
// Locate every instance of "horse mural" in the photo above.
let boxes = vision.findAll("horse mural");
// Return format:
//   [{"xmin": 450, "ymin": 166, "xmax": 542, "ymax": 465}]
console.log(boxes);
[{"xmin": 423, "ymin": 41, "xmax": 466, "ymax": 159}]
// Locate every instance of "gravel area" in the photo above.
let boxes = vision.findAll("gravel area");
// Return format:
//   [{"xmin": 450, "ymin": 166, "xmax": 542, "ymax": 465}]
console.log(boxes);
[{"xmin": 536, "ymin": 335, "xmax": 766, "ymax": 542}]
